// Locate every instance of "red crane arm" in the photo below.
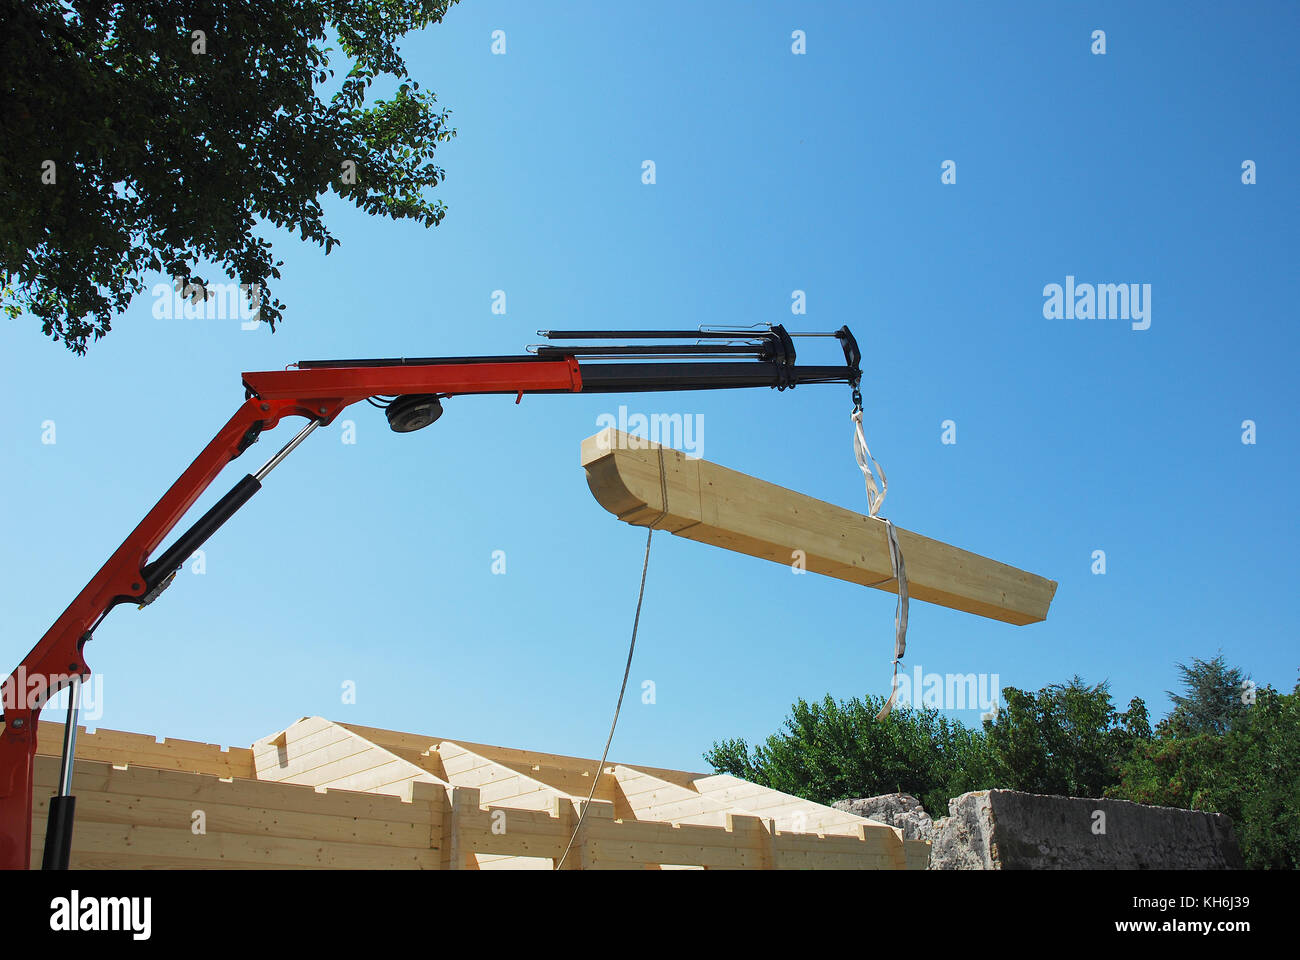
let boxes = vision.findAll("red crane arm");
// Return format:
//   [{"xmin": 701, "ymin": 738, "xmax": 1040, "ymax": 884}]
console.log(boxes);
[
  {"xmin": 0, "ymin": 326, "xmax": 860, "ymax": 869},
  {"xmin": 0, "ymin": 356, "xmax": 583, "ymax": 870}
]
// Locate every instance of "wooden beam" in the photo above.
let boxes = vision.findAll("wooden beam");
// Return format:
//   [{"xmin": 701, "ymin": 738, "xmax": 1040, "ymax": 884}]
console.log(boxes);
[{"xmin": 581, "ymin": 428, "xmax": 1056, "ymax": 625}]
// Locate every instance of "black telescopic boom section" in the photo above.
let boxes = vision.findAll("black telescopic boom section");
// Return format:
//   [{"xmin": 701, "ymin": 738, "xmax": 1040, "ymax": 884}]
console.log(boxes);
[
  {"xmin": 562, "ymin": 324, "xmax": 860, "ymax": 394},
  {"xmin": 297, "ymin": 325, "xmax": 861, "ymax": 395},
  {"xmin": 573, "ymin": 361, "xmax": 854, "ymax": 394}
]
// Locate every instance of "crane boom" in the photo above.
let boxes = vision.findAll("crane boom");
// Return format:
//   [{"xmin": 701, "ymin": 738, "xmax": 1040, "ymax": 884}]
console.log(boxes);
[{"xmin": 0, "ymin": 324, "xmax": 861, "ymax": 870}]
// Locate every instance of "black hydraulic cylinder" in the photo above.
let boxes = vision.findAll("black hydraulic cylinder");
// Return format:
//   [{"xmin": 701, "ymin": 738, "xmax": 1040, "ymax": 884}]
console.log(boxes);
[
  {"xmin": 140, "ymin": 474, "xmax": 262, "ymax": 593},
  {"xmin": 539, "ymin": 329, "xmax": 772, "ymax": 340},
  {"xmin": 41, "ymin": 796, "xmax": 75, "ymax": 870},
  {"xmin": 534, "ymin": 344, "xmax": 769, "ymax": 358}
]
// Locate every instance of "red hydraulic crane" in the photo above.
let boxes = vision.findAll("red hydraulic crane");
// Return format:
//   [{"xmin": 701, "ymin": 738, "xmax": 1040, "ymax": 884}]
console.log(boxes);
[{"xmin": 0, "ymin": 325, "xmax": 861, "ymax": 870}]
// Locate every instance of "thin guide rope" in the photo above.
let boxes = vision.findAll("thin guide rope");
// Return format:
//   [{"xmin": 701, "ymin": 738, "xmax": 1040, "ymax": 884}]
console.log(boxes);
[{"xmin": 555, "ymin": 445, "xmax": 668, "ymax": 869}]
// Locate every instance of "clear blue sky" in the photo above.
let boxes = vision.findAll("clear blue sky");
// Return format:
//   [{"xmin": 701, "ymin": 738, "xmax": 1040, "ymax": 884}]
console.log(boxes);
[{"xmin": 2, "ymin": 1, "xmax": 1297, "ymax": 775}]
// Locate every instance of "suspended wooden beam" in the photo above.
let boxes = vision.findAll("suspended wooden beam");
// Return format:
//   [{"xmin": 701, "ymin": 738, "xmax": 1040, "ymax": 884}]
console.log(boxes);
[{"xmin": 580, "ymin": 429, "xmax": 1056, "ymax": 625}]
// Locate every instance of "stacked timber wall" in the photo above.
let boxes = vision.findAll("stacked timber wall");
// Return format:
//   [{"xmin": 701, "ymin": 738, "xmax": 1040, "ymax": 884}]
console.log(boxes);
[
  {"xmin": 22, "ymin": 718, "xmax": 928, "ymax": 870},
  {"xmin": 26, "ymin": 723, "xmax": 440, "ymax": 869}
]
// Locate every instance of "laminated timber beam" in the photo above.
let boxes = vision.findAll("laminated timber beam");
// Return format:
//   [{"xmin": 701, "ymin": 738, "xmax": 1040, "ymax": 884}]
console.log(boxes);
[{"xmin": 581, "ymin": 428, "xmax": 1057, "ymax": 626}]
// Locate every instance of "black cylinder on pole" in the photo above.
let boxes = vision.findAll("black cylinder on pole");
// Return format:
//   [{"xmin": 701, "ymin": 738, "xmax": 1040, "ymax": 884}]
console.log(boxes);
[
  {"xmin": 42, "ymin": 795, "xmax": 76, "ymax": 869},
  {"xmin": 141, "ymin": 474, "xmax": 262, "ymax": 594}
]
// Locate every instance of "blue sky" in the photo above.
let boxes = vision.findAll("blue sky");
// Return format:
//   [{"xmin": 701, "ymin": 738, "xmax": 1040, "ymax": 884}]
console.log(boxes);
[{"xmin": 3, "ymin": 1, "xmax": 1297, "ymax": 775}]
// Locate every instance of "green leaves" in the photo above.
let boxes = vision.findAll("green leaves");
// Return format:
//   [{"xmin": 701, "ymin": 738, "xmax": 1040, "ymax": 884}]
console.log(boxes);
[
  {"xmin": 707, "ymin": 662, "xmax": 1298, "ymax": 868},
  {"xmin": 1112, "ymin": 682, "xmax": 1300, "ymax": 869},
  {"xmin": 1165, "ymin": 654, "xmax": 1252, "ymax": 737},
  {"xmin": 702, "ymin": 738, "xmax": 758, "ymax": 781},
  {"xmin": 982, "ymin": 677, "xmax": 1149, "ymax": 798},
  {"xmin": 0, "ymin": 0, "xmax": 460, "ymax": 352},
  {"xmin": 705, "ymin": 694, "xmax": 997, "ymax": 815}
]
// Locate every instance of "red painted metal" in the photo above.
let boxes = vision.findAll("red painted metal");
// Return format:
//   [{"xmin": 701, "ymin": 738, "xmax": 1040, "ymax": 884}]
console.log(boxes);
[
  {"xmin": 0, "ymin": 358, "xmax": 584, "ymax": 869},
  {"xmin": 242, "ymin": 356, "xmax": 582, "ymax": 409}
]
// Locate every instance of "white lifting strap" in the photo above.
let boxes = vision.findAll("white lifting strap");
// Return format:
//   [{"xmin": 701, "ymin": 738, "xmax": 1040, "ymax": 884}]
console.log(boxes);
[
  {"xmin": 852, "ymin": 408, "xmax": 887, "ymax": 517},
  {"xmin": 851, "ymin": 408, "xmax": 909, "ymax": 720}
]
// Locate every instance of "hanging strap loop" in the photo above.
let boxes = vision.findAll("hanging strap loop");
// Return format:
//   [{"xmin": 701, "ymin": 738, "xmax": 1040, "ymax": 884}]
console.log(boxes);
[
  {"xmin": 852, "ymin": 408, "xmax": 888, "ymax": 518},
  {"xmin": 850, "ymin": 405, "xmax": 910, "ymax": 720}
]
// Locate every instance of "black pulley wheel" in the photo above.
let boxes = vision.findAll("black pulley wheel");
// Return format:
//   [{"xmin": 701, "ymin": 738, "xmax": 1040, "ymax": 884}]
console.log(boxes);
[{"xmin": 386, "ymin": 395, "xmax": 444, "ymax": 433}]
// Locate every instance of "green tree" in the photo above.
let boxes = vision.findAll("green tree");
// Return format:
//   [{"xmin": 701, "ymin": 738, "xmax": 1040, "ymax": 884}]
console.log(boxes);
[
  {"xmin": 702, "ymin": 737, "xmax": 757, "ymax": 781},
  {"xmin": 1166, "ymin": 654, "xmax": 1251, "ymax": 736},
  {"xmin": 1225, "ymin": 684, "xmax": 1300, "ymax": 869},
  {"xmin": 1107, "ymin": 732, "xmax": 1229, "ymax": 809},
  {"xmin": 704, "ymin": 694, "xmax": 996, "ymax": 815},
  {"xmin": 980, "ymin": 677, "xmax": 1148, "ymax": 797},
  {"xmin": 708, "ymin": 666, "xmax": 1296, "ymax": 869},
  {"xmin": 1, "ymin": 0, "xmax": 459, "ymax": 352},
  {"xmin": 1113, "ymin": 683, "xmax": 1299, "ymax": 869}
]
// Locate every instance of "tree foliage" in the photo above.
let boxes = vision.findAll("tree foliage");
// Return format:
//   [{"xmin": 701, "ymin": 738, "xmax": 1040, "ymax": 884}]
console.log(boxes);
[
  {"xmin": 707, "ymin": 660, "xmax": 1297, "ymax": 869},
  {"xmin": 0, "ymin": 0, "xmax": 459, "ymax": 351},
  {"xmin": 1112, "ymin": 683, "xmax": 1299, "ymax": 869},
  {"xmin": 983, "ymin": 677, "xmax": 1150, "ymax": 797},
  {"xmin": 703, "ymin": 693, "xmax": 995, "ymax": 815},
  {"xmin": 1164, "ymin": 654, "xmax": 1251, "ymax": 736}
]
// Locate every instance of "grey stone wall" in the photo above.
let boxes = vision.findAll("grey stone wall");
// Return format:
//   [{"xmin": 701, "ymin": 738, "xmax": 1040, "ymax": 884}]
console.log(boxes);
[
  {"xmin": 833, "ymin": 793, "xmax": 934, "ymax": 842},
  {"xmin": 928, "ymin": 790, "xmax": 1244, "ymax": 869}
]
